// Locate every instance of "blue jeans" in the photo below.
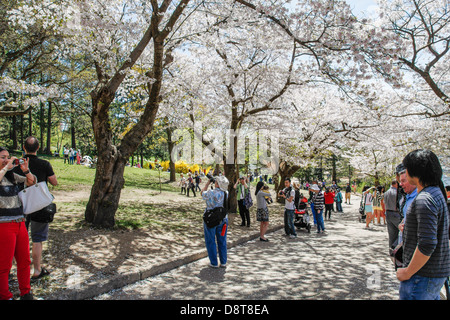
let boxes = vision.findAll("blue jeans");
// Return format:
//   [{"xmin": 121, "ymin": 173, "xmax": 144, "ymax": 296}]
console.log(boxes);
[
  {"xmin": 336, "ymin": 201, "xmax": 342, "ymax": 212},
  {"xmin": 285, "ymin": 209, "xmax": 296, "ymax": 236},
  {"xmin": 203, "ymin": 218, "xmax": 228, "ymax": 266},
  {"xmin": 310, "ymin": 202, "xmax": 317, "ymax": 225},
  {"xmin": 316, "ymin": 209, "xmax": 325, "ymax": 232},
  {"xmin": 399, "ymin": 274, "xmax": 447, "ymax": 300}
]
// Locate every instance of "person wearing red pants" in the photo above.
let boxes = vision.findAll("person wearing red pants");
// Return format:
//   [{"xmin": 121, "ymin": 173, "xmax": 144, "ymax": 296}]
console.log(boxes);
[{"xmin": 0, "ymin": 147, "xmax": 36, "ymax": 300}]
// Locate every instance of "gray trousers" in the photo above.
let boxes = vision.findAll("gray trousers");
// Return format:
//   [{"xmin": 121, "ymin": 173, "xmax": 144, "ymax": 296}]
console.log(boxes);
[{"xmin": 386, "ymin": 210, "xmax": 402, "ymax": 249}]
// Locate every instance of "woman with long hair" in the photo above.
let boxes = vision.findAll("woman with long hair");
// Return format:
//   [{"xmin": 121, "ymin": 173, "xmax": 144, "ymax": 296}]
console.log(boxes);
[
  {"xmin": 373, "ymin": 186, "xmax": 384, "ymax": 224},
  {"xmin": 255, "ymin": 181, "xmax": 272, "ymax": 241},
  {"xmin": 363, "ymin": 186, "xmax": 375, "ymax": 229}
]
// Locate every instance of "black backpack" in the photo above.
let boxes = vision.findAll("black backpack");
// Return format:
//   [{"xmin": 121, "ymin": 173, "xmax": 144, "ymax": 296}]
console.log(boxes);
[{"xmin": 203, "ymin": 191, "xmax": 228, "ymax": 228}]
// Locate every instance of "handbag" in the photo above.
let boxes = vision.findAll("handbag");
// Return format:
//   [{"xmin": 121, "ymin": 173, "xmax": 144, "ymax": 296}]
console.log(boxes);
[
  {"xmin": 18, "ymin": 181, "xmax": 54, "ymax": 215},
  {"xmin": 243, "ymin": 190, "xmax": 253, "ymax": 209}
]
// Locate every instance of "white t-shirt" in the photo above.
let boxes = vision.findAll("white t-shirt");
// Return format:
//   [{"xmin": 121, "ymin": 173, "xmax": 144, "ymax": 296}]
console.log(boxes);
[
  {"xmin": 364, "ymin": 193, "xmax": 373, "ymax": 205},
  {"xmin": 285, "ymin": 188, "xmax": 296, "ymax": 210}
]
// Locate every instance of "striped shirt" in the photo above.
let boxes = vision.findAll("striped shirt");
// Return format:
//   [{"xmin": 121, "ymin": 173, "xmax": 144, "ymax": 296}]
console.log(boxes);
[
  {"xmin": 402, "ymin": 186, "xmax": 450, "ymax": 278},
  {"xmin": 0, "ymin": 173, "xmax": 27, "ymax": 222},
  {"xmin": 313, "ymin": 191, "xmax": 325, "ymax": 211}
]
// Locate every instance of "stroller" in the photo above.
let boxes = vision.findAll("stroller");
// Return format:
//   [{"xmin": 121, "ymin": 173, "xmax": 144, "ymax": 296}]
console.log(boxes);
[{"xmin": 294, "ymin": 195, "xmax": 311, "ymax": 233}]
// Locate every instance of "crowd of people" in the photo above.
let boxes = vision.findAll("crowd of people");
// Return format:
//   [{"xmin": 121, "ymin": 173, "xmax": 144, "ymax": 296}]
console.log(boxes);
[
  {"xmin": 178, "ymin": 172, "xmax": 202, "ymax": 197},
  {"xmin": 61, "ymin": 147, "xmax": 95, "ymax": 167},
  {"xmin": 199, "ymin": 149, "xmax": 449, "ymax": 300},
  {"xmin": 0, "ymin": 137, "xmax": 57, "ymax": 300},
  {"xmin": 2, "ymin": 139, "xmax": 448, "ymax": 300}
]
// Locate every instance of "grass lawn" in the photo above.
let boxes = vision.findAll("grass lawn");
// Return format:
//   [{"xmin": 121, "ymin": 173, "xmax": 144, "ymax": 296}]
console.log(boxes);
[
  {"xmin": 42, "ymin": 155, "xmax": 186, "ymax": 231},
  {"xmin": 45, "ymin": 156, "xmax": 178, "ymax": 192}
]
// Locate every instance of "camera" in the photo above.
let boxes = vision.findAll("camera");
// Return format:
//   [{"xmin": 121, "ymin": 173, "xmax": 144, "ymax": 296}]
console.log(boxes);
[
  {"xmin": 13, "ymin": 158, "xmax": 25, "ymax": 166},
  {"xmin": 265, "ymin": 196, "xmax": 273, "ymax": 204},
  {"xmin": 206, "ymin": 172, "xmax": 215, "ymax": 183}
]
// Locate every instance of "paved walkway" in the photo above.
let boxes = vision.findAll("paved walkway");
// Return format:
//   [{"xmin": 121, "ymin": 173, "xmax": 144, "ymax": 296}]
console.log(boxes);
[{"xmin": 94, "ymin": 199, "xmax": 400, "ymax": 300}]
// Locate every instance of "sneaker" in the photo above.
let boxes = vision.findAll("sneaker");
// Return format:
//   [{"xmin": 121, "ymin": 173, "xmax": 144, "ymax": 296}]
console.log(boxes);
[
  {"xmin": 209, "ymin": 264, "xmax": 219, "ymax": 268},
  {"xmin": 220, "ymin": 264, "xmax": 227, "ymax": 268},
  {"xmin": 289, "ymin": 234, "xmax": 297, "ymax": 239}
]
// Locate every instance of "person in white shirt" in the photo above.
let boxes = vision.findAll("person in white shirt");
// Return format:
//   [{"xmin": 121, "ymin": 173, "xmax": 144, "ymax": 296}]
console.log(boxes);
[{"xmin": 279, "ymin": 178, "xmax": 297, "ymax": 238}]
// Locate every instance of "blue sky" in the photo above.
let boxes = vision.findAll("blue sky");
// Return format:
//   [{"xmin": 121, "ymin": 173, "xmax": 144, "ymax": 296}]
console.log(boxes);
[{"xmin": 346, "ymin": 0, "xmax": 378, "ymax": 17}]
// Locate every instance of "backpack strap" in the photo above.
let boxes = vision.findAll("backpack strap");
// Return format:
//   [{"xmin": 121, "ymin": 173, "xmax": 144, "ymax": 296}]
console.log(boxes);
[{"xmin": 223, "ymin": 191, "xmax": 228, "ymax": 211}]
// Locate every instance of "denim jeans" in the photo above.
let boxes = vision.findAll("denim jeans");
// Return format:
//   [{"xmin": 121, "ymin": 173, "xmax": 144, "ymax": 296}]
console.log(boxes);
[
  {"xmin": 316, "ymin": 209, "xmax": 325, "ymax": 232},
  {"xmin": 310, "ymin": 202, "xmax": 317, "ymax": 225},
  {"xmin": 203, "ymin": 218, "xmax": 228, "ymax": 266},
  {"xmin": 399, "ymin": 274, "xmax": 447, "ymax": 300},
  {"xmin": 285, "ymin": 209, "xmax": 296, "ymax": 236}
]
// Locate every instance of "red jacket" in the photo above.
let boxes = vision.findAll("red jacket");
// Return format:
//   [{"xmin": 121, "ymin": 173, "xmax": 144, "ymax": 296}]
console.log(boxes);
[{"xmin": 324, "ymin": 192, "xmax": 335, "ymax": 204}]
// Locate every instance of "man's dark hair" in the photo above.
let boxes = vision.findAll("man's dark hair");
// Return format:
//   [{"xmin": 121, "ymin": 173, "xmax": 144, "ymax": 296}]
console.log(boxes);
[
  {"xmin": 24, "ymin": 136, "xmax": 39, "ymax": 153},
  {"xmin": 285, "ymin": 177, "xmax": 291, "ymax": 182},
  {"xmin": 403, "ymin": 149, "xmax": 442, "ymax": 187},
  {"xmin": 402, "ymin": 149, "xmax": 446, "ymax": 200}
]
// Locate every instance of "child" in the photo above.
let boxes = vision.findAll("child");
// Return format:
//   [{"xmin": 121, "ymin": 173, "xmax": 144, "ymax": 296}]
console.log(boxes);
[{"xmin": 335, "ymin": 188, "xmax": 343, "ymax": 212}]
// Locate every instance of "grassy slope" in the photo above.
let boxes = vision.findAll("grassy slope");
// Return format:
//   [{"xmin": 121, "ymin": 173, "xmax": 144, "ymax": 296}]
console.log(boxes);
[{"xmin": 46, "ymin": 156, "xmax": 184, "ymax": 230}]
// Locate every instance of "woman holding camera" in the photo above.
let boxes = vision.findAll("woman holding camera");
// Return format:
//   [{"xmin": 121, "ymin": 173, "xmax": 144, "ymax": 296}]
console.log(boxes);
[
  {"xmin": 255, "ymin": 181, "xmax": 272, "ymax": 242},
  {"xmin": 201, "ymin": 175, "xmax": 229, "ymax": 268},
  {"xmin": 0, "ymin": 147, "xmax": 36, "ymax": 300}
]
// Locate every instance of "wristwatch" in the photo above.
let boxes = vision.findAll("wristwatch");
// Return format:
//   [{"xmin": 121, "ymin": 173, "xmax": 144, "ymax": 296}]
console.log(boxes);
[{"xmin": 22, "ymin": 170, "xmax": 30, "ymax": 175}]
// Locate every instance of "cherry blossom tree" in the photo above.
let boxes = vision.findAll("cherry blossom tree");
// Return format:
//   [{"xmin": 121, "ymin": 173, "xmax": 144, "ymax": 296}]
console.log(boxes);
[
  {"xmin": 375, "ymin": 0, "xmax": 449, "ymax": 117},
  {"xmin": 7, "ymin": 0, "xmax": 447, "ymax": 228}
]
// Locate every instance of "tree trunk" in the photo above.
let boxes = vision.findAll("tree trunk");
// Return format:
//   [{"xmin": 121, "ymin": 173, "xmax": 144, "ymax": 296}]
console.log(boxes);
[
  {"xmin": 84, "ymin": 0, "xmax": 190, "ymax": 228},
  {"xmin": 224, "ymin": 162, "xmax": 238, "ymax": 213},
  {"xmin": 332, "ymin": 154, "xmax": 337, "ymax": 183},
  {"xmin": 85, "ymin": 148, "xmax": 125, "ymax": 228},
  {"xmin": 46, "ymin": 101, "xmax": 52, "ymax": 155},
  {"xmin": 85, "ymin": 40, "xmax": 164, "ymax": 228},
  {"xmin": 276, "ymin": 161, "xmax": 300, "ymax": 203},
  {"xmin": 11, "ymin": 115, "xmax": 17, "ymax": 150},
  {"xmin": 85, "ymin": 91, "xmax": 123, "ymax": 228},
  {"xmin": 223, "ymin": 120, "xmax": 239, "ymax": 213},
  {"xmin": 28, "ymin": 110, "xmax": 32, "ymax": 137},
  {"xmin": 71, "ymin": 108, "xmax": 76, "ymax": 149},
  {"xmin": 19, "ymin": 115, "xmax": 23, "ymax": 147},
  {"xmin": 166, "ymin": 127, "xmax": 176, "ymax": 182},
  {"xmin": 39, "ymin": 102, "xmax": 44, "ymax": 149}
]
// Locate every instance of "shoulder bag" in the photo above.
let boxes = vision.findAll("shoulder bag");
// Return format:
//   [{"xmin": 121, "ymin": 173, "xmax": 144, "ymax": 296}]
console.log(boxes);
[
  {"xmin": 203, "ymin": 191, "xmax": 228, "ymax": 228},
  {"xmin": 243, "ymin": 188, "xmax": 253, "ymax": 209},
  {"xmin": 18, "ymin": 181, "xmax": 54, "ymax": 215}
]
